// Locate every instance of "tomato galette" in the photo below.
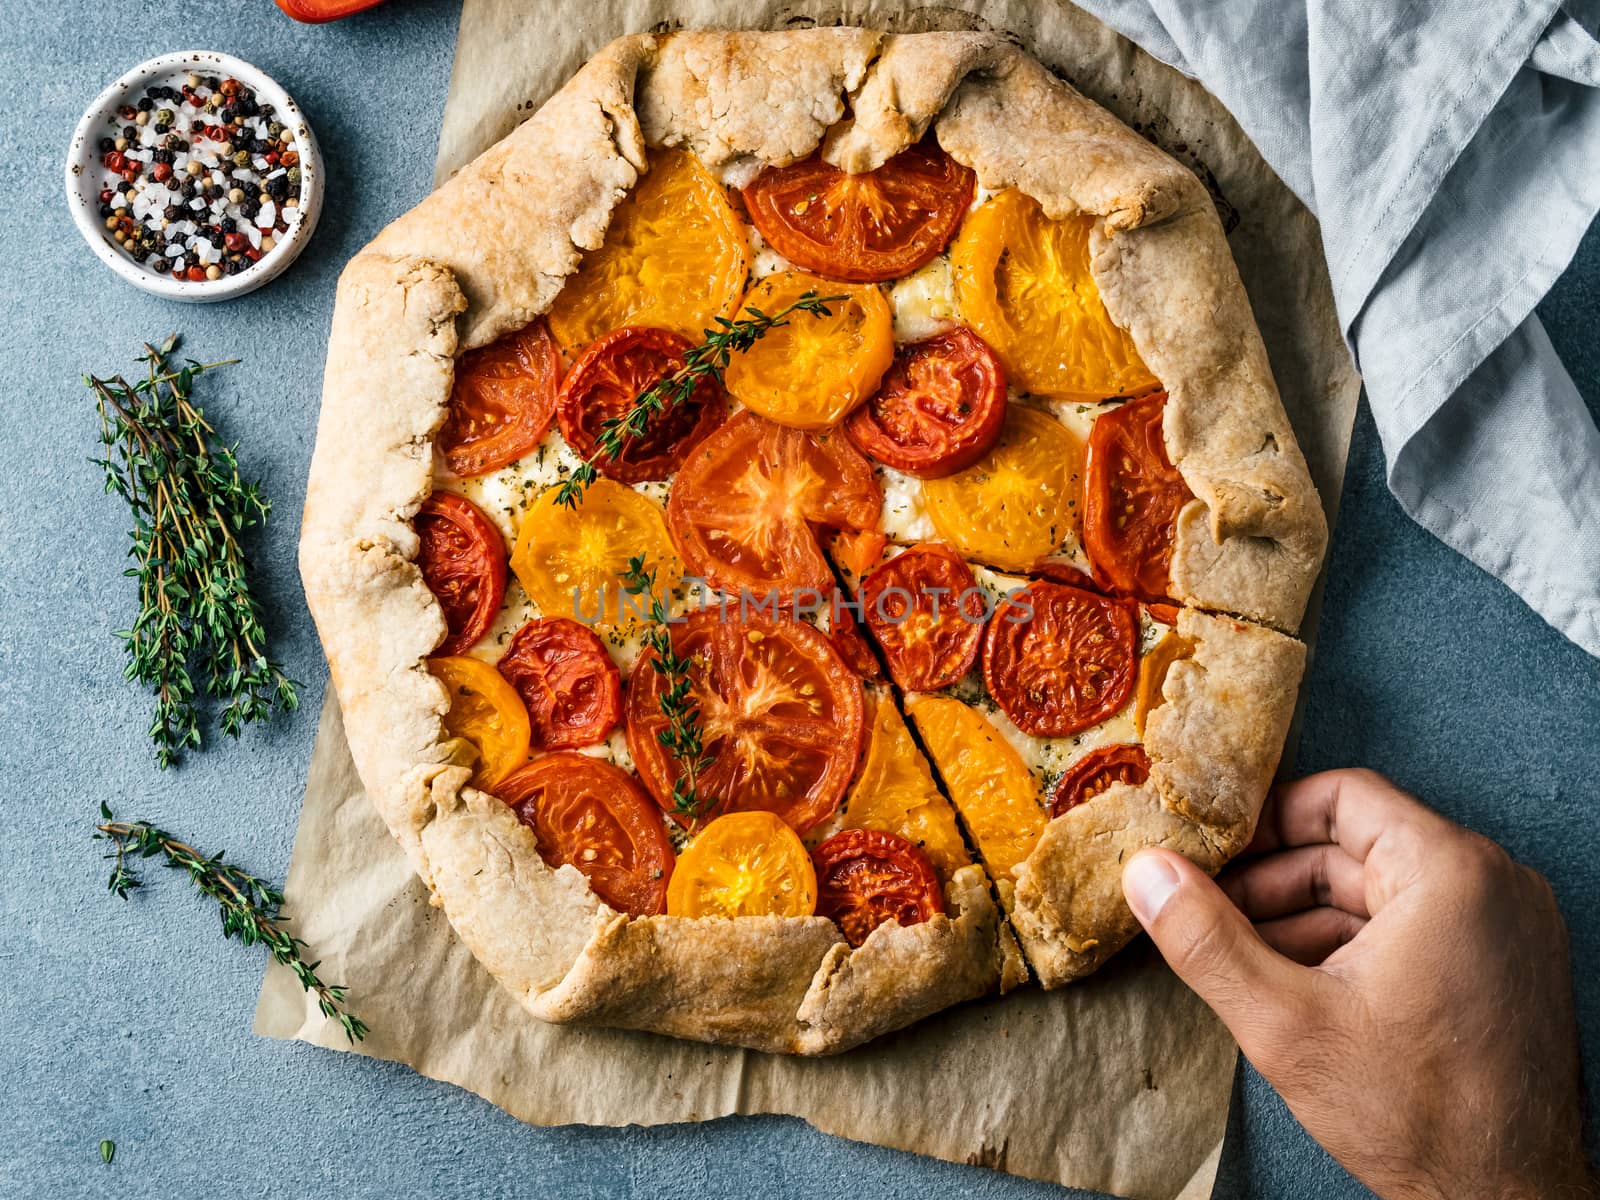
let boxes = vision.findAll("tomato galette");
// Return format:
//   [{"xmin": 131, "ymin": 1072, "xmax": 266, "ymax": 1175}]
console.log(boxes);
[{"xmin": 301, "ymin": 29, "xmax": 1326, "ymax": 1054}]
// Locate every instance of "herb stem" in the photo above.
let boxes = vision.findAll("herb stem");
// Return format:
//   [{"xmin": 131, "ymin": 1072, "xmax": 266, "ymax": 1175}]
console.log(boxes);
[{"xmin": 554, "ymin": 292, "xmax": 847, "ymax": 508}]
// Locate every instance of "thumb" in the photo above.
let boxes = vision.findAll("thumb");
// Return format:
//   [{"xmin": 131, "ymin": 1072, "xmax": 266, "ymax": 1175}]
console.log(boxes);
[{"xmin": 1122, "ymin": 847, "xmax": 1310, "ymax": 1056}]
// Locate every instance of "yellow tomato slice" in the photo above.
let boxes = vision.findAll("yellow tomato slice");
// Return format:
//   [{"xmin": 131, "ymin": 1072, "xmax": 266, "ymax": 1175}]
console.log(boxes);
[
  {"xmin": 722, "ymin": 270, "xmax": 894, "ymax": 430},
  {"xmin": 819, "ymin": 690, "xmax": 971, "ymax": 883},
  {"xmin": 546, "ymin": 149, "xmax": 749, "ymax": 352},
  {"xmin": 1134, "ymin": 628, "xmax": 1193, "ymax": 736},
  {"xmin": 428, "ymin": 655, "xmax": 532, "ymax": 790},
  {"xmin": 922, "ymin": 404, "xmax": 1084, "ymax": 572},
  {"xmin": 906, "ymin": 694, "xmax": 1045, "ymax": 882},
  {"xmin": 666, "ymin": 811, "xmax": 818, "ymax": 919},
  {"xmin": 951, "ymin": 189, "xmax": 1159, "ymax": 401},
  {"xmin": 510, "ymin": 479, "xmax": 682, "ymax": 636}
]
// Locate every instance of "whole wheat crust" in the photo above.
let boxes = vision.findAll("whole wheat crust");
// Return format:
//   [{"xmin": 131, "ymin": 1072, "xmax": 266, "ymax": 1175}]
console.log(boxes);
[{"xmin": 300, "ymin": 29, "xmax": 1323, "ymax": 1053}]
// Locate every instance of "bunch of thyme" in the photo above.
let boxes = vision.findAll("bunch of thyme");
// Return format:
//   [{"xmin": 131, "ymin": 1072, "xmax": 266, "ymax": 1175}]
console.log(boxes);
[
  {"xmin": 96, "ymin": 802, "xmax": 367, "ymax": 1042},
  {"xmin": 554, "ymin": 291, "xmax": 847, "ymax": 508},
  {"xmin": 89, "ymin": 336, "xmax": 298, "ymax": 766},
  {"xmin": 621, "ymin": 555, "xmax": 715, "ymax": 821}
]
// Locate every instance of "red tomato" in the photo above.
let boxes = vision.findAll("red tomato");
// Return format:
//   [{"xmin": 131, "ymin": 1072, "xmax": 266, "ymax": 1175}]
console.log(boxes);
[
  {"xmin": 497, "ymin": 617, "xmax": 622, "ymax": 750},
  {"xmin": 556, "ymin": 326, "xmax": 726, "ymax": 484},
  {"xmin": 497, "ymin": 752, "xmax": 674, "ymax": 916},
  {"xmin": 415, "ymin": 492, "xmax": 508, "ymax": 656},
  {"xmin": 861, "ymin": 545, "xmax": 987, "ymax": 692},
  {"xmin": 812, "ymin": 828, "xmax": 944, "ymax": 947},
  {"xmin": 625, "ymin": 608, "xmax": 864, "ymax": 834},
  {"xmin": 1048, "ymin": 743, "xmax": 1151, "ymax": 817},
  {"xmin": 742, "ymin": 138, "xmax": 975, "ymax": 282},
  {"xmin": 439, "ymin": 320, "xmax": 560, "ymax": 478},
  {"xmin": 1146, "ymin": 602, "xmax": 1181, "ymax": 626},
  {"xmin": 983, "ymin": 581, "xmax": 1140, "ymax": 737},
  {"xmin": 1082, "ymin": 391, "xmax": 1194, "ymax": 600},
  {"xmin": 843, "ymin": 326, "xmax": 1007, "ymax": 477},
  {"xmin": 666, "ymin": 411, "xmax": 880, "ymax": 600},
  {"xmin": 274, "ymin": 0, "xmax": 386, "ymax": 21},
  {"xmin": 823, "ymin": 589, "xmax": 883, "ymax": 680},
  {"xmin": 1032, "ymin": 561, "xmax": 1101, "ymax": 591}
]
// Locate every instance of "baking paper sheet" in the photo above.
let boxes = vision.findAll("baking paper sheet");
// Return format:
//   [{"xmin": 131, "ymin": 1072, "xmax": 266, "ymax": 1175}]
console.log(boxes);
[{"xmin": 257, "ymin": 4, "xmax": 1361, "ymax": 1197}]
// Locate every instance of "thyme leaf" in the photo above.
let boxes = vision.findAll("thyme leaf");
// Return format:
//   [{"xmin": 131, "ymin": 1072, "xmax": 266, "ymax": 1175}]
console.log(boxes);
[
  {"xmin": 553, "ymin": 291, "xmax": 847, "ymax": 508},
  {"xmin": 96, "ymin": 801, "xmax": 367, "ymax": 1043},
  {"xmin": 620, "ymin": 556, "xmax": 714, "ymax": 822},
  {"xmin": 88, "ymin": 336, "xmax": 298, "ymax": 766}
]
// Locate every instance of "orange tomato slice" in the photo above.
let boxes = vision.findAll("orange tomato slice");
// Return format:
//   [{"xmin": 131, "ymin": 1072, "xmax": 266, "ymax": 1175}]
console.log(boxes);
[
  {"xmin": 1134, "ymin": 628, "xmax": 1193, "ymax": 736},
  {"xmin": 951, "ymin": 189, "xmax": 1159, "ymax": 401},
  {"xmin": 428, "ymin": 655, "xmax": 531, "ymax": 790},
  {"xmin": 666, "ymin": 811, "xmax": 818, "ymax": 919},
  {"xmin": 509, "ymin": 479, "xmax": 682, "ymax": 636},
  {"xmin": 906, "ymin": 694, "xmax": 1045, "ymax": 882},
  {"xmin": 722, "ymin": 270, "xmax": 894, "ymax": 430},
  {"xmin": 823, "ymin": 690, "xmax": 971, "ymax": 882},
  {"xmin": 546, "ymin": 149, "xmax": 749, "ymax": 353},
  {"xmin": 921, "ymin": 404, "xmax": 1084, "ymax": 572}
]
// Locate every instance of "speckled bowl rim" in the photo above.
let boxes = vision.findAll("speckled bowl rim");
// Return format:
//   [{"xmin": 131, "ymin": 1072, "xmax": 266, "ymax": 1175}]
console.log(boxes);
[{"xmin": 65, "ymin": 50, "xmax": 324, "ymax": 304}]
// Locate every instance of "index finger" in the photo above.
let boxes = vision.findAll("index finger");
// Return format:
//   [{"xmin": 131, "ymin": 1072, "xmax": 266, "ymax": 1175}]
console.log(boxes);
[{"xmin": 1245, "ymin": 768, "xmax": 1449, "ymax": 863}]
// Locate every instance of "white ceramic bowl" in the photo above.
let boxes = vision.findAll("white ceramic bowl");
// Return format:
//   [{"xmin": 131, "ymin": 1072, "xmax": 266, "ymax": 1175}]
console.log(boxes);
[{"xmin": 65, "ymin": 50, "xmax": 324, "ymax": 303}]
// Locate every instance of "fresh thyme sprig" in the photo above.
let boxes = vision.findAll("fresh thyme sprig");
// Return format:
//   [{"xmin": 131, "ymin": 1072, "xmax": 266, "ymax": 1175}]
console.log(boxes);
[
  {"xmin": 621, "ymin": 555, "xmax": 715, "ymax": 820},
  {"xmin": 96, "ymin": 801, "xmax": 368, "ymax": 1043},
  {"xmin": 89, "ymin": 336, "xmax": 298, "ymax": 767},
  {"xmin": 554, "ymin": 291, "xmax": 848, "ymax": 508}
]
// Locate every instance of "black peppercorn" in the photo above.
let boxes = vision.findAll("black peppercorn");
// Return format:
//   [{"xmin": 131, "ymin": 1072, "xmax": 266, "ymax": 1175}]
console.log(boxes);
[
  {"xmin": 98, "ymin": 136, "xmax": 114, "ymax": 152},
  {"xmin": 220, "ymin": 216, "xmax": 236, "ymax": 233},
  {"xmin": 136, "ymin": 97, "xmax": 153, "ymax": 112},
  {"xmin": 165, "ymin": 205, "xmax": 182, "ymax": 222},
  {"xmin": 152, "ymin": 149, "xmax": 173, "ymax": 165},
  {"xmin": 266, "ymin": 176, "xmax": 288, "ymax": 200},
  {"xmin": 240, "ymin": 199, "xmax": 259, "ymax": 218},
  {"xmin": 122, "ymin": 124, "xmax": 137, "ymax": 139},
  {"xmin": 190, "ymin": 119, "xmax": 205, "ymax": 133},
  {"xmin": 165, "ymin": 177, "xmax": 181, "ymax": 192},
  {"xmin": 180, "ymin": 182, "xmax": 197, "ymax": 200},
  {"xmin": 98, "ymin": 203, "xmax": 113, "ymax": 218}
]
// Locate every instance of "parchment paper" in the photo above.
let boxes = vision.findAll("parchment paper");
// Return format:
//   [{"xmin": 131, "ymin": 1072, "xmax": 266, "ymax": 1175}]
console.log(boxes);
[{"xmin": 256, "ymin": 4, "xmax": 1362, "ymax": 1197}]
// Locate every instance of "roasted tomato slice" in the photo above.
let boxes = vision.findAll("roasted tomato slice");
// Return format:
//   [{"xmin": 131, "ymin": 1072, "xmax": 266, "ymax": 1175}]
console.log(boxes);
[
  {"xmin": 415, "ymin": 492, "xmax": 507, "ymax": 656},
  {"xmin": 666, "ymin": 811, "xmax": 817, "ymax": 919},
  {"xmin": 983, "ymin": 581, "xmax": 1140, "ymax": 737},
  {"xmin": 497, "ymin": 752, "xmax": 674, "ymax": 916},
  {"xmin": 556, "ymin": 326, "xmax": 726, "ymax": 484},
  {"xmin": 1083, "ymin": 391, "xmax": 1195, "ymax": 600},
  {"xmin": 860, "ymin": 545, "xmax": 986, "ymax": 692},
  {"xmin": 428, "ymin": 655, "xmax": 531, "ymax": 790},
  {"xmin": 742, "ymin": 138, "xmax": 975, "ymax": 283},
  {"xmin": 511, "ymin": 479, "xmax": 682, "ymax": 635},
  {"xmin": 1047, "ymin": 744, "xmax": 1151, "ymax": 817},
  {"xmin": 823, "ymin": 589, "xmax": 883, "ymax": 680},
  {"xmin": 843, "ymin": 326, "xmax": 1007, "ymax": 477},
  {"xmin": 546, "ymin": 149, "xmax": 749, "ymax": 352},
  {"xmin": 951, "ymin": 189, "xmax": 1159, "ymax": 401},
  {"xmin": 722, "ymin": 270, "xmax": 893, "ymax": 430},
  {"xmin": 439, "ymin": 319, "xmax": 561, "ymax": 478},
  {"xmin": 921, "ymin": 404, "xmax": 1084, "ymax": 572},
  {"xmin": 666, "ymin": 410, "xmax": 881, "ymax": 599},
  {"xmin": 906, "ymin": 694, "xmax": 1045, "ymax": 881},
  {"xmin": 496, "ymin": 617, "xmax": 622, "ymax": 750},
  {"xmin": 626, "ymin": 608, "xmax": 864, "ymax": 834},
  {"xmin": 812, "ymin": 828, "xmax": 944, "ymax": 947}
]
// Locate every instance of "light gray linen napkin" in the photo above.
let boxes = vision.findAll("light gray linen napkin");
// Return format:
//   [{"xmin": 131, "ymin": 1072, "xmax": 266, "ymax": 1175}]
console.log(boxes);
[{"xmin": 1074, "ymin": 0, "xmax": 1600, "ymax": 654}]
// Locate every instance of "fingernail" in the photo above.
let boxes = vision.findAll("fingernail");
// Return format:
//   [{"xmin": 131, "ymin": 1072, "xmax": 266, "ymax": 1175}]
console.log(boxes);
[{"xmin": 1124, "ymin": 853, "xmax": 1181, "ymax": 924}]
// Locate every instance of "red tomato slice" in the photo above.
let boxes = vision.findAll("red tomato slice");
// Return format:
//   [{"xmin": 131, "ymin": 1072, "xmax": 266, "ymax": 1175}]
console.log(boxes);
[
  {"xmin": 742, "ymin": 138, "xmax": 975, "ymax": 282},
  {"xmin": 861, "ymin": 545, "xmax": 987, "ymax": 692},
  {"xmin": 823, "ymin": 589, "xmax": 883, "ymax": 680},
  {"xmin": 497, "ymin": 617, "xmax": 622, "ymax": 750},
  {"xmin": 497, "ymin": 752, "xmax": 674, "ymax": 916},
  {"xmin": 556, "ymin": 326, "xmax": 727, "ymax": 484},
  {"xmin": 415, "ymin": 492, "xmax": 507, "ymax": 656},
  {"xmin": 1047, "ymin": 743, "xmax": 1151, "ymax": 817},
  {"xmin": 1033, "ymin": 561, "xmax": 1101, "ymax": 592},
  {"xmin": 1083, "ymin": 391, "xmax": 1194, "ymax": 600},
  {"xmin": 666, "ymin": 411, "xmax": 881, "ymax": 600},
  {"xmin": 625, "ymin": 608, "xmax": 864, "ymax": 834},
  {"xmin": 439, "ymin": 320, "xmax": 561, "ymax": 478},
  {"xmin": 274, "ymin": 0, "xmax": 384, "ymax": 20},
  {"xmin": 843, "ymin": 326, "xmax": 1007, "ymax": 477},
  {"xmin": 812, "ymin": 828, "xmax": 944, "ymax": 947},
  {"xmin": 983, "ymin": 581, "xmax": 1140, "ymax": 737}
]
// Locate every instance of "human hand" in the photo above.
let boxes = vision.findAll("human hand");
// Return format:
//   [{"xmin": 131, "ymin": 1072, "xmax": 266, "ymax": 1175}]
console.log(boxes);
[{"xmin": 1120, "ymin": 768, "xmax": 1593, "ymax": 1199}]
